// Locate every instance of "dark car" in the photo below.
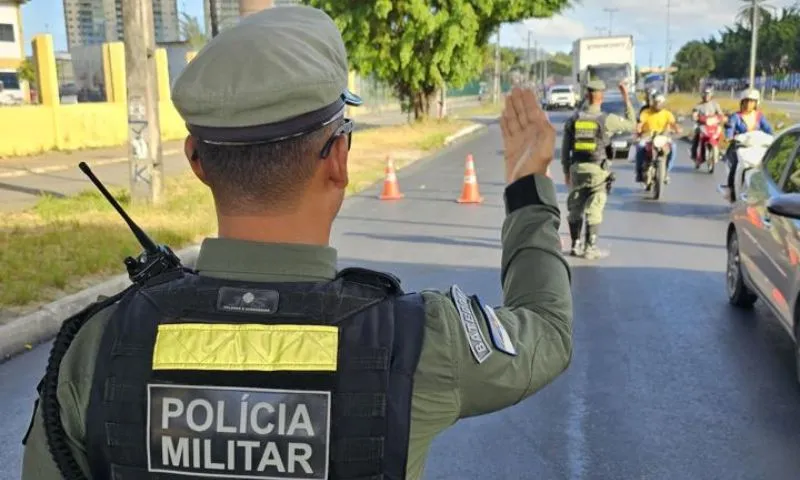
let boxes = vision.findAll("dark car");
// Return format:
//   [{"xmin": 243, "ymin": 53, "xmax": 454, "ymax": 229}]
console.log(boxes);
[
  {"xmin": 726, "ymin": 125, "xmax": 800, "ymax": 383},
  {"xmin": 600, "ymin": 92, "xmax": 642, "ymax": 159}
]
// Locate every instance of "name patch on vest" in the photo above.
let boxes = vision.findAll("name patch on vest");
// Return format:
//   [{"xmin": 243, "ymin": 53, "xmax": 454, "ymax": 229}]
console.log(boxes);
[
  {"xmin": 450, "ymin": 285, "xmax": 492, "ymax": 364},
  {"xmin": 147, "ymin": 384, "xmax": 330, "ymax": 479},
  {"xmin": 217, "ymin": 287, "xmax": 280, "ymax": 314}
]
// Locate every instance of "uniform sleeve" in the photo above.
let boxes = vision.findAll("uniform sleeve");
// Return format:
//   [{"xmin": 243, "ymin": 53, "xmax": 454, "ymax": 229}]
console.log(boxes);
[
  {"xmin": 561, "ymin": 118, "xmax": 574, "ymax": 175},
  {"xmin": 605, "ymin": 113, "xmax": 636, "ymax": 134},
  {"xmin": 22, "ymin": 305, "xmax": 118, "ymax": 480},
  {"xmin": 760, "ymin": 114, "xmax": 774, "ymax": 134},
  {"xmin": 418, "ymin": 175, "xmax": 573, "ymax": 419}
]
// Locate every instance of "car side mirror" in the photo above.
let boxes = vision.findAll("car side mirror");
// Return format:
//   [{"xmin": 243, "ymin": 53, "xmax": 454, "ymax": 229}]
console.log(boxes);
[{"xmin": 767, "ymin": 194, "xmax": 800, "ymax": 220}]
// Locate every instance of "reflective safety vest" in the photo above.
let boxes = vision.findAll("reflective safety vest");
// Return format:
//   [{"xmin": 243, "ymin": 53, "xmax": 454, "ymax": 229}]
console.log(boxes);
[
  {"xmin": 80, "ymin": 267, "xmax": 426, "ymax": 480},
  {"xmin": 571, "ymin": 110, "xmax": 608, "ymax": 165}
]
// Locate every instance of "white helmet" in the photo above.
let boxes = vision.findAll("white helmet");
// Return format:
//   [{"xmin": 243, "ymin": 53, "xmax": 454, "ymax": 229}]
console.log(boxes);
[
  {"xmin": 653, "ymin": 94, "xmax": 666, "ymax": 106},
  {"xmin": 740, "ymin": 88, "xmax": 760, "ymax": 102}
]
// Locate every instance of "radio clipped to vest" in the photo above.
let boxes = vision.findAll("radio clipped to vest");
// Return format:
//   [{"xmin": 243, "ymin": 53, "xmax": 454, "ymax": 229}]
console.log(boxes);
[{"xmin": 77, "ymin": 162, "xmax": 184, "ymax": 284}]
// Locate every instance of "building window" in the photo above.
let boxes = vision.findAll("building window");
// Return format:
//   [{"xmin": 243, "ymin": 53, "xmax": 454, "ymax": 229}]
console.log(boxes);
[{"xmin": 0, "ymin": 24, "xmax": 15, "ymax": 42}]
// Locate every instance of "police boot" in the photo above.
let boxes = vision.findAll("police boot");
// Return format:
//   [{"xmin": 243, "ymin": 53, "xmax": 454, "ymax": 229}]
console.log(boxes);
[
  {"xmin": 568, "ymin": 220, "xmax": 583, "ymax": 257},
  {"xmin": 581, "ymin": 224, "xmax": 607, "ymax": 260}
]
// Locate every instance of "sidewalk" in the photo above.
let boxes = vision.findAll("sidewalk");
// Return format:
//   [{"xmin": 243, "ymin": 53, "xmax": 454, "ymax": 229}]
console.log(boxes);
[{"xmin": 0, "ymin": 97, "xmax": 483, "ymax": 212}]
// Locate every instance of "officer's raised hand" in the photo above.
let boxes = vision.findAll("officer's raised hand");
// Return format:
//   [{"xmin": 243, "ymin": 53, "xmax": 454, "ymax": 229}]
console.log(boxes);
[{"xmin": 500, "ymin": 87, "xmax": 556, "ymax": 183}]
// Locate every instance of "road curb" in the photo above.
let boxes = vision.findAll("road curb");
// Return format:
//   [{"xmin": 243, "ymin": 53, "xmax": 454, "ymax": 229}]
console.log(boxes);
[
  {"xmin": 0, "ymin": 245, "xmax": 201, "ymax": 361},
  {"xmin": 444, "ymin": 123, "xmax": 486, "ymax": 145}
]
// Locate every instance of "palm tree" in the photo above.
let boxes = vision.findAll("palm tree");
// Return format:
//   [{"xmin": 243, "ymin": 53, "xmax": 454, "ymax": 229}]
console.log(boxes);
[
  {"xmin": 736, "ymin": 0, "xmax": 775, "ymax": 29},
  {"xmin": 180, "ymin": 13, "xmax": 208, "ymax": 49}
]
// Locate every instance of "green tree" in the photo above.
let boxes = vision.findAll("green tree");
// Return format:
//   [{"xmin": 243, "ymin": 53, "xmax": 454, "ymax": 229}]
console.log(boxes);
[
  {"xmin": 180, "ymin": 13, "xmax": 208, "ymax": 50},
  {"xmin": 303, "ymin": 0, "xmax": 571, "ymax": 119},
  {"xmin": 17, "ymin": 58, "xmax": 35, "ymax": 85},
  {"xmin": 672, "ymin": 41, "xmax": 715, "ymax": 91}
]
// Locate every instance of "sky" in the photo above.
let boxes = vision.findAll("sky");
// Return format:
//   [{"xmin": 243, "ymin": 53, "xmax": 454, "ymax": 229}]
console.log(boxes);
[{"xmin": 19, "ymin": 0, "xmax": 800, "ymax": 66}]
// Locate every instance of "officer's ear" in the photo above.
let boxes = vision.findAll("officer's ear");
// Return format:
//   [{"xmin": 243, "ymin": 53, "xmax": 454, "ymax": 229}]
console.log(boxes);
[
  {"xmin": 324, "ymin": 134, "xmax": 349, "ymax": 189},
  {"xmin": 185, "ymin": 136, "xmax": 210, "ymax": 186}
]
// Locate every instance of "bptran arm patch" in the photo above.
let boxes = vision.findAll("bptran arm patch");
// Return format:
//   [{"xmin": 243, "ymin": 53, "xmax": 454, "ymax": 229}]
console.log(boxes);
[
  {"xmin": 474, "ymin": 297, "xmax": 518, "ymax": 356},
  {"xmin": 450, "ymin": 285, "xmax": 492, "ymax": 364},
  {"xmin": 147, "ymin": 384, "xmax": 331, "ymax": 479}
]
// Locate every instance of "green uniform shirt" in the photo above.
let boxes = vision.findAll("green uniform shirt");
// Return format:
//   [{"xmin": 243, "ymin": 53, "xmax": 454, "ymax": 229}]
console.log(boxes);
[
  {"xmin": 21, "ymin": 175, "xmax": 572, "ymax": 480},
  {"xmin": 561, "ymin": 102, "xmax": 637, "ymax": 178}
]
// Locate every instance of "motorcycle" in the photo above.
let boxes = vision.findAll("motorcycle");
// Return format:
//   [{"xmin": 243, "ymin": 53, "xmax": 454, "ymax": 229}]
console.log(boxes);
[
  {"xmin": 694, "ymin": 114, "xmax": 724, "ymax": 174},
  {"xmin": 640, "ymin": 132, "xmax": 672, "ymax": 200},
  {"xmin": 721, "ymin": 130, "xmax": 774, "ymax": 202}
]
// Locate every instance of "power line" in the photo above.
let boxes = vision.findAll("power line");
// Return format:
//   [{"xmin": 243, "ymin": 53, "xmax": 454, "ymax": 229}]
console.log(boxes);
[{"xmin": 602, "ymin": 8, "xmax": 619, "ymax": 36}]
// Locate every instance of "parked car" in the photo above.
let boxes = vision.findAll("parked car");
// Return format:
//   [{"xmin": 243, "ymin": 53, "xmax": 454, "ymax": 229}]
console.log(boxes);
[
  {"xmin": 726, "ymin": 124, "xmax": 800, "ymax": 383},
  {"xmin": 600, "ymin": 92, "xmax": 642, "ymax": 159},
  {"xmin": 544, "ymin": 85, "xmax": 576, "ymax": 111}
]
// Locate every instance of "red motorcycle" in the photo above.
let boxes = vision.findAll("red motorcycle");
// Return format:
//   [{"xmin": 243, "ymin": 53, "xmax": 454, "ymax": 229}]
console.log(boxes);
[{"xmin": 694, "ymin": 113, "xmax": 724, "ymax": 174}]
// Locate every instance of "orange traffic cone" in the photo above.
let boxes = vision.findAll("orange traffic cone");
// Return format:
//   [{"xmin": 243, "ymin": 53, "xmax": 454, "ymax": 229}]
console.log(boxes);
[
  {"xmin": 379, "ymin": 156, "xmax": 404, "ymax": 200},
  {"xmin": 457, "ymin": 154, "xmax": 483, "ymax": 203}
]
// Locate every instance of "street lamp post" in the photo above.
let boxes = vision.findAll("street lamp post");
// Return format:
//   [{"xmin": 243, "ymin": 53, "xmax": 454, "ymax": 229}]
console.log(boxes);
[
  {"xmin": 748, "ymin": 0, "xmax": 758, "ymax": 88},
  {"xmin": 664, "ymin": 0, "xmax": 671, "ymax": 93}
]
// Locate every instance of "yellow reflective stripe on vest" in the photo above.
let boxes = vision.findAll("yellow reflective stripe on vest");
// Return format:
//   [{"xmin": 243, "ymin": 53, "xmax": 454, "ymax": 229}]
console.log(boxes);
[
  {"xmin": 574, "ymin": 141, "xmax": 597, "ymax": 151},
  {"xmin": 575, "ymin": 120, "xmax": 598, "ymax": 131},
  {"xmin": 152, "ymin": 323, "xmax": 339, "ymax": 372}
]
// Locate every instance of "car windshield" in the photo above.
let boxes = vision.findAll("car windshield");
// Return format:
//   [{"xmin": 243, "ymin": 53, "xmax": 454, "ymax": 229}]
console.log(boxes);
[
  {"xmin": 551, "ymin": 87, "xmax": 571, "ymax": 94},
  {"xmin": 601, "ymin": 96, "xmax": 641, "ymax": 116}
]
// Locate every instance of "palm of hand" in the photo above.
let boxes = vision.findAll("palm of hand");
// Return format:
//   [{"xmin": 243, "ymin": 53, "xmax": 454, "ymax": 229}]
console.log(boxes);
[{"xmin": 500, "ymin": 88, "xmax": 555, "ymax": 183}]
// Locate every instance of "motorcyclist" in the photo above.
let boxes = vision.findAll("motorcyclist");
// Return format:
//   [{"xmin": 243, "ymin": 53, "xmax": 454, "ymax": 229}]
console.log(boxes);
[
  {"xmin": 723, "ymin": 88, "xmax": 774, "ymax": 202},
  {"xmin": 690, "ymin": 86, "xmax": 724, "ymax": 163},
  {"xmin": 635, "ymin": 93, "xmax": 682, "ymax": 184}
]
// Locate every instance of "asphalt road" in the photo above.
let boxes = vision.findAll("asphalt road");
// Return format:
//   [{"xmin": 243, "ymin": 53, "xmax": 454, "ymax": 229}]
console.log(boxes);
[{"xmin": 2, "ymin": 113, "xmax": 800, "ymax": 479}]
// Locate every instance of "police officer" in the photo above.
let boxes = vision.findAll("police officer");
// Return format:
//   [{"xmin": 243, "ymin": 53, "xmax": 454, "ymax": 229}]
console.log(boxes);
[
  {"xmin": 561, "ymin": 79, "xmax": 636, "ymax": 260},
  {"xmin": 22, "ymin": 6, "xmax": 573, "ymax": 480}
]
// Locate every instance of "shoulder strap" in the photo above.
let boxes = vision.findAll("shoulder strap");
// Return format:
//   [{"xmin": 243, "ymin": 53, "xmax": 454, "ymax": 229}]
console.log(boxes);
[
  {"xmin": 336, "ymin": 267, "xmax": 404, "ymax": 296},
  {"xmin": 39, "ymin": 285, "xmax": 140, "ymax": 480}
]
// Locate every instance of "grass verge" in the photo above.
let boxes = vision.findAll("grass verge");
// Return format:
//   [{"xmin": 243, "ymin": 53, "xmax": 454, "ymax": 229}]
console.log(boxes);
[{"xmin": 0, "ymin": 118, "xmax": 473, "ymax": 313}]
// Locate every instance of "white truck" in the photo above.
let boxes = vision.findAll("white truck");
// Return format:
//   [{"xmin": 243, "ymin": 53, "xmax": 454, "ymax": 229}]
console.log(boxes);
[{"xmin": 572, "ymin": 35, "xmax": 635, "ymax": 93}]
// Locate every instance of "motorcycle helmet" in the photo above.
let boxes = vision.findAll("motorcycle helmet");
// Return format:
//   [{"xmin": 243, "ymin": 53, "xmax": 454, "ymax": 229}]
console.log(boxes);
[
  {"xmin": 653, "ymin": 93, "xmax": 666, "ymax": 107},
  {"xmin": 702, "ymin": 86, "xmax": 713, "ymax": 98},
  {"xmin": 740, "ymin": 88, "xmax": 760, "ymax": 103},
  {"xmin": 646, "ymin": 88, "xmax": 658, "ymax": 104}
]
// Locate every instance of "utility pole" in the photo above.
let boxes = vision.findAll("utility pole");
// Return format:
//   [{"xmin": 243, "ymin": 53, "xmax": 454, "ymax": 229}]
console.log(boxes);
[
  {"xmin": 534, "ymin": 40, "xmax": 539, "ymax": 86},
  {"xmin": 542, "ymin": 49, "xmax": 548, "ymax": 85},
  {"xmin": 603, "ymin": 8, "xmax": 619, "ymax": 36},
  {"xmin": 664, "ymin": 0, "xmax": 671, "ymax": 93},
  {"xmin": 209, "ymin": 0, "xmax": 219, "ymax": 37},
  {"xmin": 122, "ymin": 0, "xmax": 163, "ymax": 204},
  {"xmin": 527, "ymin": 30, "xmax": 532, "ymax": 83},
  {"xmin": 748, "ymin": 0, "xmax": 759, "ymax": 88},
  {"xmin": 493, "ymin": 29, "xmax": 500, "ymax": 104}
]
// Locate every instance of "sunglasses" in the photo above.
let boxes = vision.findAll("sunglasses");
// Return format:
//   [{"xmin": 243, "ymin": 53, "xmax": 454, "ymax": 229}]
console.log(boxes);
[{"xmin": 320, "ymin": 118, "xmax": 354, "ymax": 158}]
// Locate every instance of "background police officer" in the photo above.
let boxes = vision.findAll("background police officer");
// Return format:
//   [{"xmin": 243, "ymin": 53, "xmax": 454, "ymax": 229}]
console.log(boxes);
[
  {"xmin": 561, "ymin": 80, "xmax": 636, "ymax": 260},
  {"xmin": 22, "ymin": 5, "xmax": 573, "ymax": 480}
]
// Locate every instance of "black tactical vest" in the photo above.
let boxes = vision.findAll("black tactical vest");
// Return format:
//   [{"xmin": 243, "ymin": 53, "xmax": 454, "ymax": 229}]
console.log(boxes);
[
  {"xmin": 571, "ymin": 110, "xmax": 607, "ymax": 165},
  {"xmin": 82, "ymin": 267, "xmax": 426, "ymax": 480}
]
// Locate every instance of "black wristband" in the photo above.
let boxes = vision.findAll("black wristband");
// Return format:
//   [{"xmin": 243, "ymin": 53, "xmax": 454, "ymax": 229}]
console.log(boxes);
[{"xmin": 504, "ymin": 174, "xmax": 545, "ymax": 214}]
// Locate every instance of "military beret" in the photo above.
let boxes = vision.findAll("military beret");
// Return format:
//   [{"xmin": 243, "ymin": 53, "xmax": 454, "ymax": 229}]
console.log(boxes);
[
  {"xmin": 586, "ymin": 80, "xmax": 607, "ymax": 92},
  {"xmin": 171, "ymin": 5, "xmax": 362, "ymax": 145}
]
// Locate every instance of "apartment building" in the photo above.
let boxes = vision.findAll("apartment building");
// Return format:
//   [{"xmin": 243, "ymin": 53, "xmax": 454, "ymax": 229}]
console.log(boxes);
[
  {"xmin": 205, "ymin": 0, "xmax": 296, "ymax": 34},
  {"xmin": 0, "ymin": 0, "xmax": 25, "ymax": 103},
  {"xmin": 63, "ymin": 0, "xmax": 179, "ymax": 48}
]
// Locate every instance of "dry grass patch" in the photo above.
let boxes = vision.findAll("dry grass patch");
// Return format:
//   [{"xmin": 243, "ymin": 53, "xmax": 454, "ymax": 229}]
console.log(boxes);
[{"xmin": 0, "ymin": 119, "xmax": 473, "ymax": 313}]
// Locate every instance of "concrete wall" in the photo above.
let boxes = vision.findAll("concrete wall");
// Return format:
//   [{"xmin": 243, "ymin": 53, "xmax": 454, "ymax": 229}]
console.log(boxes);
[{"xmin": 0, "ymin": 34, "xmax": 189, "ymax": 157}]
